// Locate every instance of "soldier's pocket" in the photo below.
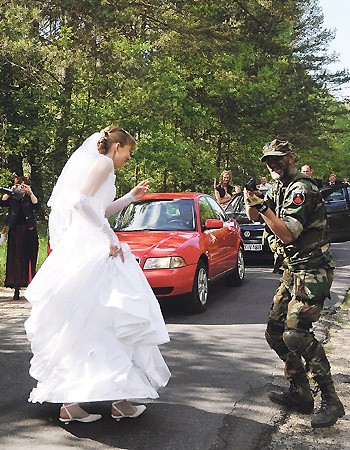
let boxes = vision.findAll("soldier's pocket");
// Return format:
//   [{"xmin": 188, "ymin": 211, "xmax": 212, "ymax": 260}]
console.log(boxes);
[
  {"xmin": 286, "ymin": 298, "xmax": 323, "ymax": 328},
  {"xmin": 292, "ymin": 269, "xmax": 331, "ymax": 303}
]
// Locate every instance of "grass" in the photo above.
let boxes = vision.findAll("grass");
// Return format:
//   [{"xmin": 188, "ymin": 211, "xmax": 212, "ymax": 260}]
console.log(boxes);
[{"xmin": 0, "ymin": 222, "xmax": 49, "ymax": 287}]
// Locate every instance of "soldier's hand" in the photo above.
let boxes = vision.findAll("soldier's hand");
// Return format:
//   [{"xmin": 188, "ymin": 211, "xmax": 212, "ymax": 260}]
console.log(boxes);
[{"xmin": 244, "ymin": 189, "xmax": 268, "ymax": 214}]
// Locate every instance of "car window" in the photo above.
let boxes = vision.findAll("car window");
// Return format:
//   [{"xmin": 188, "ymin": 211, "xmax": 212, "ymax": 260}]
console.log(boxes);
[
  {"xmin": 198, "ymin": 196, "xmax": 226, "ymax": 229},
  {"xmin": 324, "ymin": 187, "xmax": 348, "ymax": 212},
  {"xmin": 198, "ymin": 196, "xmax": 215, "ymax": 227},
  {"xmin": 206, "ymin": 196, "xmax": 227, "ymax": 221},
  {"xmin": 114, "ymin": 199, "xmax": 196, "ymax": 231},
  {"xmin": 225, "ymin": 194, "xmax": 246, "ymax": 215}
]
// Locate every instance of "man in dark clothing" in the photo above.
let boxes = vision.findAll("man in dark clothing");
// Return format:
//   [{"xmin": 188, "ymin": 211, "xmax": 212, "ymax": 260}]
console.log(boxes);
[{"xmin": 300, "ymin": 164, "xmax": 323, "ymax": 189}]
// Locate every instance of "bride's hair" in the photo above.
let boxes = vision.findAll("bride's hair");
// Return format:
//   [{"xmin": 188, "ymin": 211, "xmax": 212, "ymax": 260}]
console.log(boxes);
[{"xmin": 98, "ymin": 125, "xmax": 136, "ymax": 154}]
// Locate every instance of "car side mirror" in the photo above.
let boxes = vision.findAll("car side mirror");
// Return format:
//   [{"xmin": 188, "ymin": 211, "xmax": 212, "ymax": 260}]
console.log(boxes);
[{"xmin": 205, "ymin": 219, "xmax": 223, "ymax": 229}]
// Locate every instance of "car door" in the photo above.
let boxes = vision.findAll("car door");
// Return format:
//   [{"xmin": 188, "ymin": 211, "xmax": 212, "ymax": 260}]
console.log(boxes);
[
  {"xmin": 323, "ymin": 185, "xmax": 350, "ymax": 242},
  {"xmin": 198, "ymin": 196, "xmax": 227, "ymax": 277},
  {"xmin": 199, "ymin": 196, "xmax": 236, "ymax": 277},
  {"xmin": 206, "ymin": 196, "xmax": 238, "ymax": 270}
]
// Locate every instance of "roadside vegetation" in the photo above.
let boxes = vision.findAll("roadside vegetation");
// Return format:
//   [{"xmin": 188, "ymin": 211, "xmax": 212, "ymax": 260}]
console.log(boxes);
[{"xmin": 1, "ymin": 1, "xmax": 350, "ymax": 284}]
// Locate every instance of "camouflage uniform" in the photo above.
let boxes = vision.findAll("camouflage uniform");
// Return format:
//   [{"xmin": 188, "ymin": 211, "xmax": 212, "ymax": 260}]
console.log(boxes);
[
  {"xmin": 264, "ymin": 170, "xmax": 343, "ymax": 417},
  {"xmin": 248, "ymin": 139, "xmax": 345, "ymax": 426}
]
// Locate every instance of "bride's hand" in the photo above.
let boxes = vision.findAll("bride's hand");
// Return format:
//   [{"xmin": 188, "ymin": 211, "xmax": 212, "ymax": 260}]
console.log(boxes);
[
  {"xmin": 130, "ymin": 180, "xmax": 150, "ymax": 200},
  {"xmin": 109, "ymin": 244, "xmax": 125, "ymax": 262}
]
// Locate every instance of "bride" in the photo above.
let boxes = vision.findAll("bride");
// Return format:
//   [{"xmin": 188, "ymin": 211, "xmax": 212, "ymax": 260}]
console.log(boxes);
[{"xmin": 24, "ymin": 125, "xmax": 170, "ymax": 424}]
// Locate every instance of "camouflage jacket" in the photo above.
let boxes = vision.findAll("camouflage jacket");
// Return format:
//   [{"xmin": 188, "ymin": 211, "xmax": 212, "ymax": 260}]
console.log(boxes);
[{"xmin": 264, "ymin": 170, "xmax": 334, "ymax": 270}]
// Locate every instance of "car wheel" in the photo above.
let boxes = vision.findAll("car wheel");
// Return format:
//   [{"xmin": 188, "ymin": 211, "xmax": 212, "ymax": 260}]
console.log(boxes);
[
  {"xmin": 225, "ymin": 246, "xmax": 245, "ymax": 286},
  {"xmin": 188, "ymin": 261, "xmax": 208, "ymax": 313}
]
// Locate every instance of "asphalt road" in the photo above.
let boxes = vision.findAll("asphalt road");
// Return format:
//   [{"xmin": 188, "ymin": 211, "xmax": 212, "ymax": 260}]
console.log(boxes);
[{"xmin": 0, "ymin": 241, "xmax": 349, "ymax": 449}]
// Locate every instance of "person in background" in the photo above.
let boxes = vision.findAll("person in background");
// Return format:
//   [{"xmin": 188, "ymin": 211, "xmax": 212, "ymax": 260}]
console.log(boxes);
[
  {"xmin": 342, "ymin": 177, "xmax": 348, "ymax": 184},
  {"xmin": 244, "ymin": 139, "xmax": 344, "ymax": 429},
  {"xmin": 0, "ymin": 176, "xmax": 39, "ymax": 300},
  {"xmin": 328, "ymin": 174, "xmax": 337, "ymax": 185},
  {"xmin": 179, "ymin": 201, "xmax": 195, "ymax": 229},
  {"xmin": 300, "ymin": 165, "xmax": 323, "ymax": 189},
  {"xmin": 215, "ymin": 170, "xmax": 234, "ymax": 206},
  {"xmin": 257, "ymin": 176, "xmax": 272, "ymax": 197}
]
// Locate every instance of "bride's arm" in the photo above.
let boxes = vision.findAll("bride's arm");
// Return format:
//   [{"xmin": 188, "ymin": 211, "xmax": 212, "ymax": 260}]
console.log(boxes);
[
  {"xmin": 105, "ymin": 192, "xmax": 136, "ymax": 217},
  {"xmin": 73, "ymin": 157, "xmax": 119, "ymax": 245},
  {"xmin": 105, "ymin": 180, "xmax": 150, "ymax": 217}
]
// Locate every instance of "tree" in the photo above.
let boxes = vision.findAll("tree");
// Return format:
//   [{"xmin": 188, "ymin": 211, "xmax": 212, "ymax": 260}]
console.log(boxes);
[{"xmin": 0, "ymin": 0, "xmax": 349, "ymax": 205}]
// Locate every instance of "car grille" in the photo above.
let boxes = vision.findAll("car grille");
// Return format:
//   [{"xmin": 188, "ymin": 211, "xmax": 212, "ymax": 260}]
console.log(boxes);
[{"xmin": 242, "ymin": 229, "xmax": 263, "ymax": 238}]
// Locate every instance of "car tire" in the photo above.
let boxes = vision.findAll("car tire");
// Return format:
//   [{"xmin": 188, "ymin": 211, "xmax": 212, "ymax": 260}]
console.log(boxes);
[
  {"xmin": 188, "ymin": 260, "xmax": 208, "ymax": 314},
  {"xmin": 225, "ymin": 246, "xmax": 245, "ymax": 286}
]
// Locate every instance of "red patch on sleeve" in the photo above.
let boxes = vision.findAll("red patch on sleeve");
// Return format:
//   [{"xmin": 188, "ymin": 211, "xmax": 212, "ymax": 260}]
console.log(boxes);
[{"xmin": 292, "ymin": 191, "xmax": 305, "ymax": 205}]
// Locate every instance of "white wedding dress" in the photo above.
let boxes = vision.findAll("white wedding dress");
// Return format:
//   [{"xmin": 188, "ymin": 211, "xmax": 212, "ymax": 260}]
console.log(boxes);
[{"xmin": 24, "ymin": 139, "xmax": 170, "ymax": 404}]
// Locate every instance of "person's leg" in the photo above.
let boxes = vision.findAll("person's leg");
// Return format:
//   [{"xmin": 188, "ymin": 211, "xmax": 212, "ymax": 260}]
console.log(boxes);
[
  {"xmin": 265, "ymin": 270, "xmax": 313, "ymax": 413},
  {"xmin": 59, "ymin": 403, "xmax": 102, "ymax": 423},
  {"xmin": 13, "ymin": 286, "xmax": 20, "ymax": 300},
  {"xmin": 266, "ymin": 318, "xmax": 314, "ymax": 413},
  {"xmin": 285, "ymin": 267, "xmax": 344, "ymax": 427},
  {"xmin": 111, "ymin": 400, "xmax": 146, "ymax": 420}
]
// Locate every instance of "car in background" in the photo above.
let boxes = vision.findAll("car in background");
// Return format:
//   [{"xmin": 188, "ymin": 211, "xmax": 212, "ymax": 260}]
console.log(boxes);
[
  {"xmin": 114, "ymin": 193, "xmax": 245, "ymax": 313},
  {"xmin": 224, "ymin": 193, "xmax": 272, "ymax": 260},
  {"xmin": 320, "ymin": 183, "xmax": 350, "ymax": 242},
  {"xmin": 224, "ymin": 184, "xmax": 350, "ymax": 255}
]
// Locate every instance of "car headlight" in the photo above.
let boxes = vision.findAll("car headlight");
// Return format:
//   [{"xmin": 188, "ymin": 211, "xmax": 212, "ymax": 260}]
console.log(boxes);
[{"xmin": 143, "ymin": 256, "xmax": 186, "ymax": 269}]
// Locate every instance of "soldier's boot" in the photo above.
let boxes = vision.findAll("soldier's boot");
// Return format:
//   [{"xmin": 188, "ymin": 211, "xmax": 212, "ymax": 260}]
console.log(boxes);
[
  {"xmin": 269, "ymin": 374, "xmax": 314, "ymax": 414},
  {"xmin": 311, "ymin": 381, "xmax": 345, "ymax": 428}
]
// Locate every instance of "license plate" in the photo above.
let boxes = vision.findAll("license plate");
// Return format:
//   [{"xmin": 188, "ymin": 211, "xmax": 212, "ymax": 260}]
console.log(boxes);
[{"xmin": 244, "ymin": 243, "xmax": 262, "ymax": 251}]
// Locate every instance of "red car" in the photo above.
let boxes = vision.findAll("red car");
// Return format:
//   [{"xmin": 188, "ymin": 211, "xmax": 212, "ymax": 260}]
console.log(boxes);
[{"xmin": 114, "ymin": 192, "xmax": 245, "ymax": 313}]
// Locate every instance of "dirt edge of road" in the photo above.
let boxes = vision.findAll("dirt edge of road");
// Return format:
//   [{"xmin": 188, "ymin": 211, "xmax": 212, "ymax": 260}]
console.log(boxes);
[
  {"xmin": 268, "ymin": 291, "xmax": 350, "ymax": 450},
  {"xmin": 212, "ymin": 291, "xmax": 350, "ymax": 450}
]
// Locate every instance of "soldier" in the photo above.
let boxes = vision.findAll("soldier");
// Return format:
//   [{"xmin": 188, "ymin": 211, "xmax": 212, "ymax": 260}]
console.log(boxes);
[{"xmin": 244, "ymin": 139, "xmax": 344, "ymax": 428}]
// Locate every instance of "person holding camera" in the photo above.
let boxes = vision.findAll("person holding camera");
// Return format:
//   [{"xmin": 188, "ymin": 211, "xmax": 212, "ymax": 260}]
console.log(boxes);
[
  {"xmin": 0, "ymin": 176, "xmax": 39, "ymax": 300},
  {"xmin": 244, "ymin": 139, "xmax": 344, "ymax": 429}
]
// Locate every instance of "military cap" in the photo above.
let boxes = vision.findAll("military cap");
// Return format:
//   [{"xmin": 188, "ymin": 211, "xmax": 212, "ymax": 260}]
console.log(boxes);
[{"xmin": 261, "ymin": 139, "xmax": 293, "ymax": 162}]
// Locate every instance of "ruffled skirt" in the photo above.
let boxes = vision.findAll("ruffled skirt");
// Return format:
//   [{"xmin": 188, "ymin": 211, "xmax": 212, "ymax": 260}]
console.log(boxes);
[{"xmin": 24, "ymin": 230, "xmax": 170, "ymax": 404}]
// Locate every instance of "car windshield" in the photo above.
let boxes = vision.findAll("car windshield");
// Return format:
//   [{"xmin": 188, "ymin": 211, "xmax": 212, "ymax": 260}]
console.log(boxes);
[{"xmin": 114, "ymin": 199, "xmax": 196, "ymax": 231}]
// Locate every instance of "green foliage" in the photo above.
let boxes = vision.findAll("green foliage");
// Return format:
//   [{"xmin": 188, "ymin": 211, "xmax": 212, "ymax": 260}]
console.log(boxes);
[{"xmin": 0, "ymin": 0, "xmax": 350, "ymax": 207}]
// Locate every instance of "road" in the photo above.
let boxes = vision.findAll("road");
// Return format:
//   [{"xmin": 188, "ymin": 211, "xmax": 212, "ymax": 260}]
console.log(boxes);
[{"xmin": 0, "ymin": 242, "xmax": 349, "ymax": 449}]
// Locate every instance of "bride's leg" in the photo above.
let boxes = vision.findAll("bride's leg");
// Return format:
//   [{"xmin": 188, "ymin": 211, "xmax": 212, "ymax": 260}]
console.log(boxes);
[
  {"xmin": 59, "ymin": 403, "xmax": 102, "ymax": 424},
  {"xmin": 111, "ymin": 400, "xmax": 146, "ymax": 420},
  {"xmin": 60, "ymin": 403, "xmax": 91, "ymax": 420}
]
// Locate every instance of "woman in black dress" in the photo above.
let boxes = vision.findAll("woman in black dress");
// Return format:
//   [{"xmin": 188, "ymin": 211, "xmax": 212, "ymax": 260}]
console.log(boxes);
[{"xmin": 0, "ymin": 176, "xmax": 39, "ymax": 299}]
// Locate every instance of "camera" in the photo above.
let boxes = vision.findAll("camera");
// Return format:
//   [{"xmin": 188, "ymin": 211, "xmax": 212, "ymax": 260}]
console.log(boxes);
[
  {"xmin": 0, "ymin": 186, "xmax": 25, "ymax": 200},
  {"xmin": 244, "ymin": 178, "xmax": 258, "ymax": 192}
]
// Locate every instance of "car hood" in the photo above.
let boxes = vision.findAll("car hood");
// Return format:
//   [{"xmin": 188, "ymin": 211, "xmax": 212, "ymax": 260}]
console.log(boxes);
[{"xmin": 116, "ymin": 230, "xmax": 198, "ymax": 254}]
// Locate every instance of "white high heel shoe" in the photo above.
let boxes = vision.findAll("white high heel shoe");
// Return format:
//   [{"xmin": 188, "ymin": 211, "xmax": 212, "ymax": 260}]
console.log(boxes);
[
  {"xmin": 111, "ymin": 401, "xmax": 146, "ymax": 421},
  {"xmin": 59, "ymin": 403, "xmax": 102, "ymax": 424}
]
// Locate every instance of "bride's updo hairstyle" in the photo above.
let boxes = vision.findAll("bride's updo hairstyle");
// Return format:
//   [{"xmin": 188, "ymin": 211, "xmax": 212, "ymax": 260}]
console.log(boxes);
[{"xmin": 98, "ymin": 125, "xmax": 136, "ymax": 155}]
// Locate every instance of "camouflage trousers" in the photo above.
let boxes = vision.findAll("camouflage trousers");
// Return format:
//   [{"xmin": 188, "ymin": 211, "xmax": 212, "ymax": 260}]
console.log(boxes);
[{"xmin": 265, "ymin": 265, "xmax": 334, "ymax": 381}]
